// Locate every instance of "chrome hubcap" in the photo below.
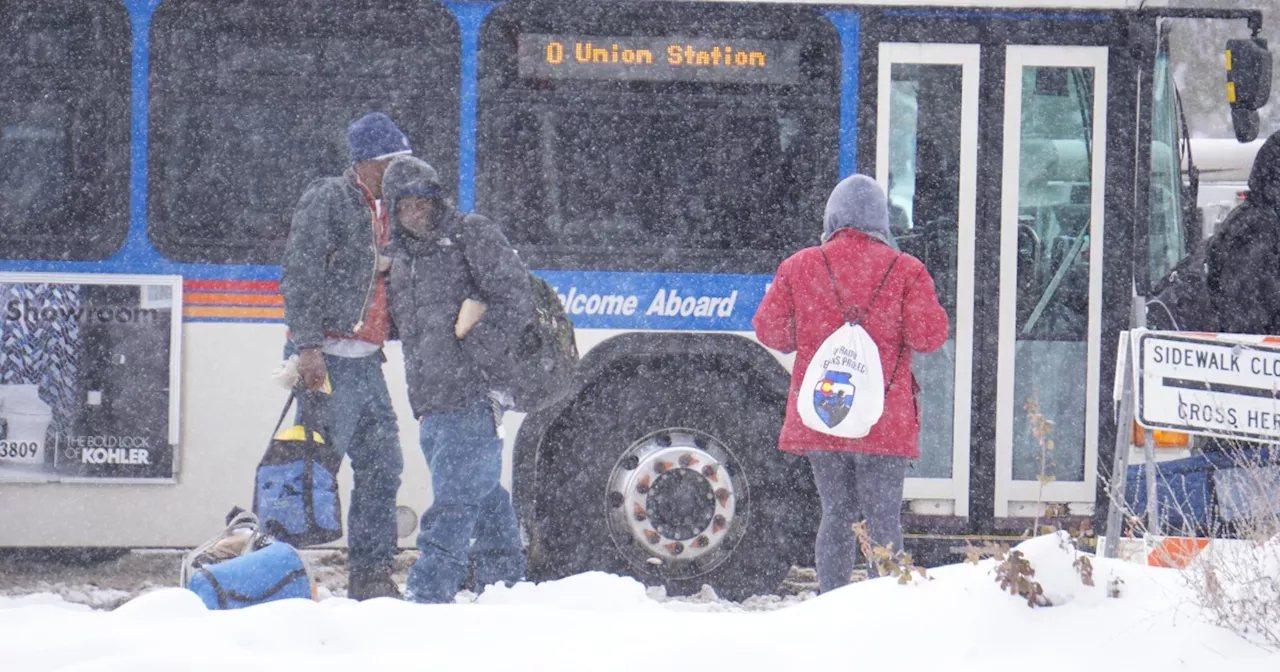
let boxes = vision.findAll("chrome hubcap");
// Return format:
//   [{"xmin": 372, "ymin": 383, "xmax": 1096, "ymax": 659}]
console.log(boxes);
[{"xmin": 605, "ymin": 428, "xmax": 748, "ymax": 580}]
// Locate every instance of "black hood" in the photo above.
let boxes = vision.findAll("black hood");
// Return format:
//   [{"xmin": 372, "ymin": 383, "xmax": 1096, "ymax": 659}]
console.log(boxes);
[
  {"xmin": 382, "ymin": 154, "xmax": 446, "ymax": 232},
  {"xmin": 1248, "ymin": 130, "xmax": 1280, "ymax": 207}
]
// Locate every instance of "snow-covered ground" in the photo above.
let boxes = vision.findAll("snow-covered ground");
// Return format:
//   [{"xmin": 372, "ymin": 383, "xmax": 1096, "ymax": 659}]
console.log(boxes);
[
  {"xmin": 1, "ymin": 533, "xmax": 1277, "ymax": 671},
  {"xmin": 0, "ymin": 546, "xmax": 822, "ymax": 612}
]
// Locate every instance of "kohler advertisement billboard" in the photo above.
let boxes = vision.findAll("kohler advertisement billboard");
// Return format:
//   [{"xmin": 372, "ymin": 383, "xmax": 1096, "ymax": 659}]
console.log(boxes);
[{"xmin": 0, "ymin": 274, "xmax": 182, "ymax": 483}]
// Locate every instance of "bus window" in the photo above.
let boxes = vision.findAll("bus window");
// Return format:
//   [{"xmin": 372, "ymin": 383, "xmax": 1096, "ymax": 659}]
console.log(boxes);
[
  {"xmin": 147, "ymin": 1, "xmax": 460, "ymax": 266},
  {"xmin": 1015, "ymin": 66, "xmax": 1094, "ymax": 340},
  {"xmin": 1148, "ymin": 32, "xmax": 1186, "ymax": 286},
  {"xmin": 491, "ymin": 108, "xmax": 819, "ymax": 254},
  {"xmin": 0, "ymin": 1, "xmax": 129, "ymax": 261},
  {"xmin": 477, "ymin": 8, "xmax": 839, "ymax": 272}
]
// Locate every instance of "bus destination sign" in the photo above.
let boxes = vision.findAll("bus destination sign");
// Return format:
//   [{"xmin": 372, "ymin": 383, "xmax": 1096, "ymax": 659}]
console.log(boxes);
[{"xmin": 517, "ymin": 33, "xmax": 802, "ymax": 85}]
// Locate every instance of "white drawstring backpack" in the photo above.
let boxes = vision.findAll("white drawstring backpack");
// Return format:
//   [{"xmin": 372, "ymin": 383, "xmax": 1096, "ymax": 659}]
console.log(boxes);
[{"xmin": 797, "ymin": 249, "xmax": 902, "ymax": 438}]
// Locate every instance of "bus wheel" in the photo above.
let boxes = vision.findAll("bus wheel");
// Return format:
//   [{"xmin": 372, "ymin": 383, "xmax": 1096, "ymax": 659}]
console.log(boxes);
[{"xmin": 530, "ymin": 371, "xmax": 792, "ymax": 602}]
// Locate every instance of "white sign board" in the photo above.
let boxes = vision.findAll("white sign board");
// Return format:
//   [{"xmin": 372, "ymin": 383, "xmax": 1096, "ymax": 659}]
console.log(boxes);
[{"xmin": 1135, "ymin": 329, "xmax": 1280, "ymax": 442}]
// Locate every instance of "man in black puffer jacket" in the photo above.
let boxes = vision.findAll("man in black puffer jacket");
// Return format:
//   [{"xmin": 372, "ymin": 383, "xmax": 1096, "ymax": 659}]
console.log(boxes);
[
  {"xmin": 382, "ymin": 155, "xmax": 533, "ymax": 604},
  {"xmin": 1206, "ymin": 130, "xmax": 1280, "ymax": 335}
]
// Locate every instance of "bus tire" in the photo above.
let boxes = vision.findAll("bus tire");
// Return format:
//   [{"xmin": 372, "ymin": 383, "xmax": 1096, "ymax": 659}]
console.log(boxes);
[{"xmin": 529, "ymin": 367, "xmax": 792, "ymax": 602}]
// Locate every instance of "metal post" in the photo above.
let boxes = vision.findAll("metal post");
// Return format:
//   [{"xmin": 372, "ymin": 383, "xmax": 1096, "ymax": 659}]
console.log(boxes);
[
  {"xmin": 1103, "ymin": 355, "xmax": 1135, "ymax": 558},
  {"xmin": 1143, "ymin": 428, "xmax": 1163, "ymax": 537}
]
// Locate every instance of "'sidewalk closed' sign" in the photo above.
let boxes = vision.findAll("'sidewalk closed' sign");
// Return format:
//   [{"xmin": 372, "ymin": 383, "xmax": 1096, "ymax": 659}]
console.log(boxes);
[{"xmin": 1135, "ymin": 329, "xmax": 1280, "ymax": 442}]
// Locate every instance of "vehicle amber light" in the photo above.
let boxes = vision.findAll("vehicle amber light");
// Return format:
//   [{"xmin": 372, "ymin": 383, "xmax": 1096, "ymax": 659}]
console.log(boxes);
[{"xmin": 1132, "ymin": 421, "xmax": 1190, "ymax": 449}]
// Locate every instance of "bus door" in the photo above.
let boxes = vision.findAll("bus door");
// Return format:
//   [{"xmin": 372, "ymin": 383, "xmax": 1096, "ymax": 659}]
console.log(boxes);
[
  {"xmin": 873, "ymin": 36, "xmax": 1109, "ymax": 530},
  {"xmin": 995, "ymin": 45, "xmax": 1108, "ymax": 521}
]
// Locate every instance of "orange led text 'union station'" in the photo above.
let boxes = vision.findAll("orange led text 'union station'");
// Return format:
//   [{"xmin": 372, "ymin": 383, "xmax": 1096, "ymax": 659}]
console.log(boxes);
[{"xmin": 544, "ymin": 41, "xmax": 769, "ymax": 69}]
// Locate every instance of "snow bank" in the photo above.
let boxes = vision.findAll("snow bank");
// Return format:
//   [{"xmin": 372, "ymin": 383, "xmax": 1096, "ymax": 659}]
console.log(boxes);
[
  {"xmin": 1187, "ymin": 534, "xmax": 1280, "ymax": 647},
  {"xmin": 0, "ymin": 592, "xmax": 92, "ymax": 612},
  {"xmin": 1, "ymin": 535, "xmax": 1276, "ymax": 672}
]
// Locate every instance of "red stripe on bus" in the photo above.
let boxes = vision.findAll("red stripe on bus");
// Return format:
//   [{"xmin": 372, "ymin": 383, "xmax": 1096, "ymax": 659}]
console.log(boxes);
[{"xmin": 183, "ymin": 280, "xmax": 281, "ymax": 293}]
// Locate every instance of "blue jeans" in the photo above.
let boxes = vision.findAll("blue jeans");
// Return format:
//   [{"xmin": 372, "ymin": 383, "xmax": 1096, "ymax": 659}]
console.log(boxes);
[
  {"xmin": 406, "ymin": 400, "xmax": 525, "ymax": 603},
  {"xmin": 285, "ymin": 343, "xmax": 404, "ymax": 579}
]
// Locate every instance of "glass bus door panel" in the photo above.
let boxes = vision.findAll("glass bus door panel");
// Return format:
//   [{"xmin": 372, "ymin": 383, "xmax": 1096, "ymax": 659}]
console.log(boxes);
[
  {"xmin": 995, "ymin": 46, "xmax": 1107, "ymax": 517},
  {"xmin": 875, "ymin": 43, "xmax": 979, "ymax": 516}
]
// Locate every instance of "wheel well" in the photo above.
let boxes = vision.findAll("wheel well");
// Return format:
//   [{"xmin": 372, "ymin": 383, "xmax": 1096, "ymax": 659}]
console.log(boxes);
[{"xmin": 512, "ymin": 332, "xmax": 818, "ymax": 558}]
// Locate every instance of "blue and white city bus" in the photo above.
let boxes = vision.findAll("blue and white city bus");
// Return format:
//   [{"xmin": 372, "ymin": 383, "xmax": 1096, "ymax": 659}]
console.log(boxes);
[{"xmin": 0, "ymin": 0, "xmax": 1270, "ymax": 599}]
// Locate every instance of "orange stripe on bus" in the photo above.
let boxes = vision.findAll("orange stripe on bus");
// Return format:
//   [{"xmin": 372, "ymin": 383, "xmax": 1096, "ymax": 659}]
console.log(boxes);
[
  {"xmin": 183, "ymin": 306, "xmax": 285, "ymax": 320},
  {"xmin": 186, "ymin": 292, "xmax": 283, "ymax": 307}
]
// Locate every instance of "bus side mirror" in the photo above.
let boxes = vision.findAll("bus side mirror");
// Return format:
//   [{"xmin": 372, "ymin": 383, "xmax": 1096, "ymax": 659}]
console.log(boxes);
[{"xmin": 1227, "ymin": 38, "xmax": 1272, "ymax": 143}]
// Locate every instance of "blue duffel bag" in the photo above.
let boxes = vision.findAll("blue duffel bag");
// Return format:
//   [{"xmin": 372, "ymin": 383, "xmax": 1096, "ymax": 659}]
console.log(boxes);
[
  {"xmin": 253, "ymin": 390, "xmax": 344, "ymax": 548},
  {"xmin": 182, "ymin": 511, "xmax": 315, "ymax": 610}
]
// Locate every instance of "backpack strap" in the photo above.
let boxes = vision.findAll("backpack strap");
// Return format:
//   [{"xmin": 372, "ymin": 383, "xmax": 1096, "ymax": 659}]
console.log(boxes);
[
  {"xmin": 271, "ymin": 391, "xmax": 296, "ymax": 439},
  {"xmin": 819, "ymin": 246, "xmax": 900, "ymax": 325},
  {"xmin": 819, "ymin": 246, "xmax": 908, "ymax": 393}
]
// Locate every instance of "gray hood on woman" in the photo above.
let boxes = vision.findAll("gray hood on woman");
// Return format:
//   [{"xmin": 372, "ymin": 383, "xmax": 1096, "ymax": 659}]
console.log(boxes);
[{"xmin": 822, "ymin": 174, "xmax": 891, "ymax": 244}]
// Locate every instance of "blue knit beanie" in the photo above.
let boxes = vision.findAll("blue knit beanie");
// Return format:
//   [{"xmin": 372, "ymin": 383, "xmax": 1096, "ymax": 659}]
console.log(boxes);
[{"xmin": 347, "ymin": 112, "xmax": 412, "ymax": 164}]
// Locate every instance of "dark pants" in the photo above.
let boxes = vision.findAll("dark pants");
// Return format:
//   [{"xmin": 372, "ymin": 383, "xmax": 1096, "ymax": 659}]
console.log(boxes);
[
  {"xmin": 807, "ymin": 450, "xmax": 908, "ymax": 593},
  {"xmin": 285, "ymin": 344, "xmax": 404, "ymax": 581},
  {"xmin": 405, "ymin": 400, "xmax": 525, "ymax": 603}
]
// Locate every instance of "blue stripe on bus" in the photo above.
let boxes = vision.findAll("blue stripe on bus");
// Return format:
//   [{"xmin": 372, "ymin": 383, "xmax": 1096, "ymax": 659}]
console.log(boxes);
[
  {"xmin": 121, "ymin": 0, "xmax": 162, "ymax": 266},
  {"xmin": 534, "ymin": 270, "xmax": 771, "ymax": 332},
  {"xmin": 881, "ymin": 10, "xmax": 1110, "ymax": 22},
  {"xmin": 0, "ymin": 259, "xmax": 282, "ymax": 280},
  {"xmin": 445, "ymin": 1, "xmax": 499, "ymax": 213},
  {"xmin": 821, "ymin": 10, "xmax": 860, "ymax": 179}
]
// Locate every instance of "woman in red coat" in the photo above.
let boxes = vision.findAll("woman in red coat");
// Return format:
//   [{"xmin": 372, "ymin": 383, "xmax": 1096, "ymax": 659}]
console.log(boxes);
[{"xmin": 752, "ymin": 174, "xmax": 949, "ymax": 593}]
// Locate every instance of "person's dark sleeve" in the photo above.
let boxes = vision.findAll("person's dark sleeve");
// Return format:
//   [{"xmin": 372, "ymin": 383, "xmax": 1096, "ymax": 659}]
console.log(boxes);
[
  {"xmin": 280, "ymin": 179, "xmax": 336, "ymax": 349},
  {"xmin": 460, "ymin": 216, "xmax": 534, "ymax": 366}
]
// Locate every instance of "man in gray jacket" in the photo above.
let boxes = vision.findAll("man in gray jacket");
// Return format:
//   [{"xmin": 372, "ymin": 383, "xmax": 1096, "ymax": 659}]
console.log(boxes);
[
  {"xmin": 280, "ymin": 112, "xmax": 411, "ymax": 600},
  {"xmin": 382, "ymin": 155, "xmax": 533, "ymax": 604}
]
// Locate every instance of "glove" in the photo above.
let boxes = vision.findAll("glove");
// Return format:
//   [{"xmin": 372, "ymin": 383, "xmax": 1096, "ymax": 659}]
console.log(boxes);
[{"xmin": 271, "ymin": 355, "xmax": 300, "ymax": 389}]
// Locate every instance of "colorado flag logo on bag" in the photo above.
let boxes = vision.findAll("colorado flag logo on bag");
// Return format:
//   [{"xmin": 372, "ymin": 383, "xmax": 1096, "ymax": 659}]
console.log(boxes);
[{"xmin": 814, "ymin": 371, "xmax": 856, "ymax": 428}]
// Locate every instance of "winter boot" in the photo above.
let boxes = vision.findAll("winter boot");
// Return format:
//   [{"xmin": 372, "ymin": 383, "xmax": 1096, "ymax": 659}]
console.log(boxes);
[{"xmin": 348, "ymin": 570, "xmax": 402, "ymax": 601}]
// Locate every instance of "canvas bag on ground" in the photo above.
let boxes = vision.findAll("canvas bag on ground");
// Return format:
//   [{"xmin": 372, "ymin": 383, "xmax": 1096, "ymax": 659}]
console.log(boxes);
[
  {"xmin": 252, "ymin": 389, "xmax": 343, "ymax": 547},
  {"xmin": 798, "ymin": 250, "xmax": 902, "ymax": 438},
  {"xmin": 182, "ymin": 510, "xmax": 316, "ymax": 610}
]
